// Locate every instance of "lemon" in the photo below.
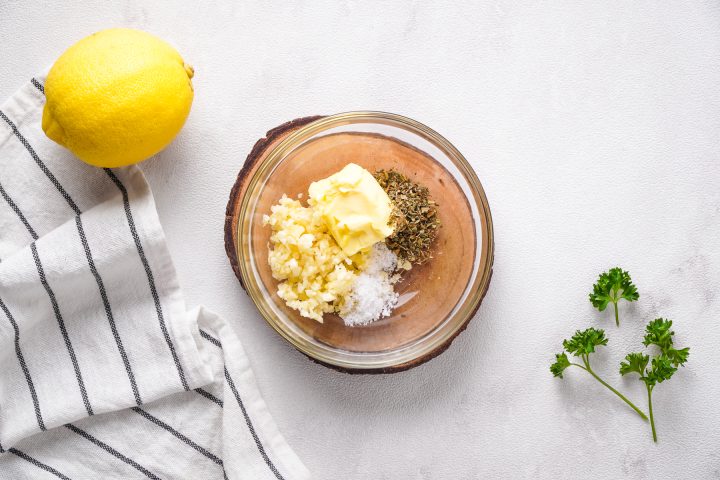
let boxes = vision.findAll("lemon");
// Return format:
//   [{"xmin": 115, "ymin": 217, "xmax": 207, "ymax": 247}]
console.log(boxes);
[{"xmin": 42, "ymin": 28, "xmax": 194, "ymax": 168}]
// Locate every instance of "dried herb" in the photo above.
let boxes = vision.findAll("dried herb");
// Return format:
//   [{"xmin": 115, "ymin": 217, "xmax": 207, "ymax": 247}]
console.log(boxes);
[{"xmin": 374, "ymin": 169, "xmax": 440, "ymax": 265}]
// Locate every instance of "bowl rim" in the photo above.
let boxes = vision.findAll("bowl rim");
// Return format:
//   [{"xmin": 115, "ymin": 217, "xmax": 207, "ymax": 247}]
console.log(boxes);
[{"xmin": 236, "ymin": 111, "xmax": 494, "ymax": 370}]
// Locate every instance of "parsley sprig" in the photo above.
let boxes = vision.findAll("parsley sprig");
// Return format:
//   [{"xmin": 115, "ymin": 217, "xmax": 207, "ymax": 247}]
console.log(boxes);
[
  {"xmin": 620, "ymin": 318, "xmax": 689, "ymax": 442},
  {"xmin": 554, "ymin": 267, "xmax": 691, "ymax": 443},
  {"xmin": 589, "ymin": 267, "xmax": 639, "ymax": 326},
  {"xmin": 551, "ymin": 328, "xmax": 648, "ymax": 420}
]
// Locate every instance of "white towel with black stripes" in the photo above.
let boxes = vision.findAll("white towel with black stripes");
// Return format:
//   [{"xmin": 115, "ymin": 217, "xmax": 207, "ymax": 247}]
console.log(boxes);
[{"xmin": 0, "ymin": 76, "xmax": 310, "ymax": 480}]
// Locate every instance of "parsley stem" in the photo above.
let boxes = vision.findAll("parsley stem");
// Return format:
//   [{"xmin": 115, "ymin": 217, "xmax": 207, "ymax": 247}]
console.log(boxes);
[
  {"xmin": 575, "ymin": 362, "xmax": 648, "ymax": 421},
  {"xmin": 613, "ymin": 302, "xmax": 619, "ymax": 327},
  {"xmin": 647, "ymin": 385, "xmax": 657, "ymax": 442}
]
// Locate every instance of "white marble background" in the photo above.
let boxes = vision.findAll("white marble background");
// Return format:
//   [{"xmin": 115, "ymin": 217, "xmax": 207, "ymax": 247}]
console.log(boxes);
[{"xmin": 2, "ymin": 1, "xmax": 720, "ymax": 478}]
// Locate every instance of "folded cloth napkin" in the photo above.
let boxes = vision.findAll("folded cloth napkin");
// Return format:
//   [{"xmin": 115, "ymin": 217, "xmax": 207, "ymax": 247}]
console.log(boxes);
[{"xmin": 0, "ymin": 76, "xmax": 309, "ymax": 480}]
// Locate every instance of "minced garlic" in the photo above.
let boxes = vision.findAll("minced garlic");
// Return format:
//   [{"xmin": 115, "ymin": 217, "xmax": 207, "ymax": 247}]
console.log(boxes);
[{"xmin": 263, "ymin": 195, "xmax": 368, "ymax": 322}]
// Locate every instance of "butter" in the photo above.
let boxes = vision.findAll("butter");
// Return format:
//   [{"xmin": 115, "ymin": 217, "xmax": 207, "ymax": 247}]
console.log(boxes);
[{"xmin": 308, "ymin": 163, "xmax": 394, "ymax": 256}]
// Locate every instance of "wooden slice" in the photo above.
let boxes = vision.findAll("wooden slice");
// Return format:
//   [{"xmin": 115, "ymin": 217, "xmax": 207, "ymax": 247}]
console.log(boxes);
[
  {"xmin": 224, "ymin": 116, "xmax": 493, "ymax": 374},
  {"xmin": 224, "ymin": 116, "xmax": 323, "ymax": 289}
]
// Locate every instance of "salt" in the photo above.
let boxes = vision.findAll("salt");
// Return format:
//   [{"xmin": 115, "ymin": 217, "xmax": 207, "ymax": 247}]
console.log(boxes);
[{"xmin": 340, "ymin": 243, "xmax": 400, "ymax": 326}]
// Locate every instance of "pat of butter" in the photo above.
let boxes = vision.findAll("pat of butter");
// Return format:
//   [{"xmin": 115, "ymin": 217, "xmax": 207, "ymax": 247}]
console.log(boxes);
[{"xmin": 309, "ymin": 163, "xmax": 393, "ymax": 256}]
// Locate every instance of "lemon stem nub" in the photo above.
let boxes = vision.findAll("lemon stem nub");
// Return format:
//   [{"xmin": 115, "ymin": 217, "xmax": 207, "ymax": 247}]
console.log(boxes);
[{"xmin": 184, "ymin": 63, "xmax": 194, "ymax": 79}]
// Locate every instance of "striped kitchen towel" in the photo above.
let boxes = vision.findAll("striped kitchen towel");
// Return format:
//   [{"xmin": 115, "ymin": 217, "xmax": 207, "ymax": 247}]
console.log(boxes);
[{"xmin": 0, "ymin": 76, "xmax": 309, "ymax": 480}]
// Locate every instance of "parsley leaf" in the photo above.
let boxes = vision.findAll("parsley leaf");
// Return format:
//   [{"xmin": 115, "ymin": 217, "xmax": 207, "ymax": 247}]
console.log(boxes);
[
  {"xmin": 589, "ymin": 267, "xmax": 639, "ymax": 326},
  {"xmin": 643, "ymin": 318, "xmax": 690, "ymax": 367},
  {"xmin": 550, "ymin": 352, "xmax": 571, "ymax": 378},
  {"xmin": 644, "ymin": 355, "xmax": 678, "ymax": 387},
  {"xmin": 551, "ymin": 327, "xmax": 647, "ymax": 420},
  {"xmin": 619, "ymin": 352, "xmax": 649, "ymax": 377},
  {"xmin": 642, "ymin": 318, "xmax": 674, "ymax": 350},
  {"xmin": 562, "ymin": 328, "xmax": 608, "ymax": 356},
  {"xmin": 665, "ymin": 346, "xmax": 690, "ymax": 367}
]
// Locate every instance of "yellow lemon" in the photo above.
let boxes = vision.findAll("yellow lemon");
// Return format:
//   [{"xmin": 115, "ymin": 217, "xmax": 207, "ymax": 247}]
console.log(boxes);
[{"xmin": 42, "ymin": 28, "xmax": 194, "ymax": 168}]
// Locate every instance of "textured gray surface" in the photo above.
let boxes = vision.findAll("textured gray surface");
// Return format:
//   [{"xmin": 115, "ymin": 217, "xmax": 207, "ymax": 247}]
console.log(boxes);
[{"xmin": 2, "ymin": 1, "xmax": 720, "ymax": 478}]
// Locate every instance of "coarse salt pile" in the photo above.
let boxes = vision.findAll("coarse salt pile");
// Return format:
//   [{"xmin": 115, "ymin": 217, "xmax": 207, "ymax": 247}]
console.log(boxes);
[{"xmin": 340, "ymin": 243, "xmax": 400, "ymax": 326}]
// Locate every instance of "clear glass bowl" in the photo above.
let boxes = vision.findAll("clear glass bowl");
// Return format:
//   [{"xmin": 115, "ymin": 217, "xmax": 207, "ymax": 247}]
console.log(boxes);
[{"xmin": 237, "ymin": 112, "xmax": 493, "ymax": 371}]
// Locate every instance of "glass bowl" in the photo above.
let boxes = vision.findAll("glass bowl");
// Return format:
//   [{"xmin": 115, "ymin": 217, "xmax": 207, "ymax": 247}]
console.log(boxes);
[{"xmin": 236, "ymin": 112, "xmax": 493, "ymax": 372}]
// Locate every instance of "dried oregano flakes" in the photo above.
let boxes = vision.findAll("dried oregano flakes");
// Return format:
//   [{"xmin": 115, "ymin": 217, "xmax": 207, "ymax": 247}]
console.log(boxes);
[{"xmin": 374, "ymin": 169, "xmax": 440, "ymax": 265}]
